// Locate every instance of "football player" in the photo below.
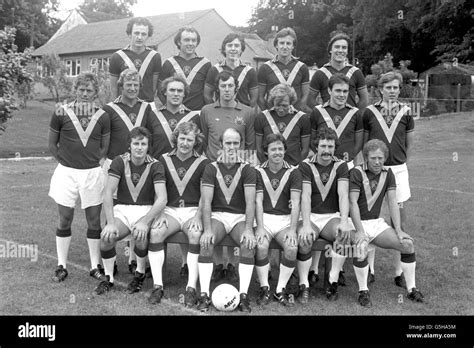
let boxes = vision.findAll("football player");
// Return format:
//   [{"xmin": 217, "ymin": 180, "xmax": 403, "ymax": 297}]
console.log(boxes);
[
  {"xmin": 197, "ymin": 128, "xmax": 257, "ymax": 312},
  {"xmin": 363, "ymin": 71, "xmax": 415, "ymax": 287},
  {"xmin": 297, "ymin": 127, "xmax": 354, "ymax": 303},
  {"xmin": 254, "ymin": 133, "xmax": 301, "ymax": 306},
  {"xmin": 204, "ymin": 33, "xmax": 258, "ymax": 108},
  {"xmin": 255, "ymin": 83, "xmax": 310, "ymax": 166},
  {"xmin": 49, "ymin": 72, "xmax": 110, "ymax": 282},
  {"xmin": 94, "ymin": 127, "xmax": 167, "ymax": 295},
  {"xmin": 146, "ymin": 122, "xmax": 209, "ymax": 306},
  {"xmin": 258, "ymin": 27, "xmax": 310, "ymax": 112},
  {"xmin": 109, "ymin": 17, "xmax": 161, "ymax": 102},
  {"xmin": 307, "ymin": 32, "xmax": 368, "ymax": 109},
  {"xmin": 349, "ymin": 139, "xmax": 423, "ymax": 307},
  {"xmin": 159, "ymin": 26, "xmax": 211, "ymax": 111}
]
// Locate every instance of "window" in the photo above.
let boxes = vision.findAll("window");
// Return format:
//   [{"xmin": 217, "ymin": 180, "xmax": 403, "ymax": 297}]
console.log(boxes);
[
  {"xmin": 90, "ymin": 57, "xmax": 110, "ymax": 73},
  {"xmin": 65, "ymin": 59, "xmax": 81, "ymax": 77}
]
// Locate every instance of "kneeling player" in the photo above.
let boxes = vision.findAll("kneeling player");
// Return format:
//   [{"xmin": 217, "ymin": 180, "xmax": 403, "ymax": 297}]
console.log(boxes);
[
  {"xmin": 297, "ymin": 127, "xmax": 354, "ymax": 303},
  {"xmin": 349, "ymin": 139, "xmax": 424, "ymax": 307},
  {"xmin": 255, "ymin": 134, "xmax": 301, "ymax": 306},
  {"xmin": 147, "ymin": 122, "xmax": 209, "ymax": 306},
  {"xmin": 94, "ymin": 127, "xmax": 167, "ymax": 295},
  {"xmin": 198, "ymin": 128, "xmax": 257, "ymax": 313}
]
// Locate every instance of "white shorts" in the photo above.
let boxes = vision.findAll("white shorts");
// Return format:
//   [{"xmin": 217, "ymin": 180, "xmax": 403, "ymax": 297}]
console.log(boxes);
[
  {"xmin": 211, "ymin": 212, "xmax": 247, "ymax": 234},
  {"xmin": 262, "ymin": 213, "xmax": 292, "ymax": 237},
  {"xmin": 114, "ymin": 204, "xmax": 152, "ymax": 240},
  {"xmin": 309, "ymin": 212, "xmax": 341, "ymax": 232},
  {"xmin": 385, "ymin": 163, "xmax": 411, "ymax": 203},
  {"xmin": 49, "ymin": 163, "xmax": 104, "ymax": 209},
  {"xmin": 361, "ymin": 218, "xmax": 391, "ymax": 242},
  {"xmin": 164, "ymin": 206, "xmax": 199, "ymax": 230}
]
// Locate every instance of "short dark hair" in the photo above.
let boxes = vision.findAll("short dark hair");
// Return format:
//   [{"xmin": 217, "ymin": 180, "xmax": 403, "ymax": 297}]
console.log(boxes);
[
  {"xmin": 273, "ymin": 27, "xmax": 297, "ymax": 48},
  {"xmin": 174, "ymin": 26, "xmax": 201, "ymax": 49},
  {"xmin": 126, "ymin": 17, "xmax": 153, "ymax": 37},
  {"xmin": 171, "ymin": 121, "xmax": 204, "ymax": 150},
  {"xmin": 328, "ymin": 73, "xmax": 350, "ymax": 90},
  {"xmin": 128, "ymin": 126, "xmax": 152, "ymax": 154},
  {"xmin": 263, "ymin": 133, "xmax": 287, "ymax": 154},
  {"xmin": 215, "ymin": 71, "xmax": 238, "ymax": 98},
  {"xmin": 221, "ymin": 33, "xmax": 246, "ymax": 57},
  {"xmin": 327, "ymin": 32, "xmax": 350, "ymax": 55},
  {"xmin": 313, "ymin": 127, "xmax": 339, "ymax": 150},
  {"xmin": 160, "ymin": 74, "xmax": 189, "ymax": 98},
  {"xmin": 363, "ymin": 139, "xmax": 389, "ymax": 161}
]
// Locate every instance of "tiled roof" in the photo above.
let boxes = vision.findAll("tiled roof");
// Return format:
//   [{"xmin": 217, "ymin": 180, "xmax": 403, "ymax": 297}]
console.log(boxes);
[{"xmin": 33, "ymin": 9, "xmax": 214, "ymax": 56}]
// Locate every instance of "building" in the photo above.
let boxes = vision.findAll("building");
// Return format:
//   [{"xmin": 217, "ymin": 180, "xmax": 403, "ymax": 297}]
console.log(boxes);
[{"xmin": 33, "ymin": 9, "xmax": 276, "ymax": 78}]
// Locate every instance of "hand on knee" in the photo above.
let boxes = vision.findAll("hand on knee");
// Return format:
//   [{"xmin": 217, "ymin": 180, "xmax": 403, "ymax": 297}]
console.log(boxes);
[
  {"xmin": 283, "ymin": 246, "xmax": 297, "ymax": 261},
  {"xmin": 400, "ymin": 238, "xmax": 414, "ymax": 254}
]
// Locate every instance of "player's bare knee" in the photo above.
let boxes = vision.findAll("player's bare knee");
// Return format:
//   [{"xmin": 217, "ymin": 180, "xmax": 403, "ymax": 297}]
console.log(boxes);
[
  {"xmin": 283, "ymin": 245, "xmax": 297, "ymax": 260},
  {"xmin": 400, "ymin": 239, "xmax": 414, "ymax": 254},
  {"xmin": 134, "ymin": 239, "xmax": 148, "ymax": 252},
  {"xmin": 200, "ymin": 245, "xmax": 214, "ymax": 258},
  {"xmin": 187, "ymin": 230, "xmax": 201, "ymax": 245},
  {"xmin": 149, "ymin": 227, "xmax": 162, "ymax": 243},
  {"xmin": 298, "ymin": 244, "xmax": 312, "ymax": 255}
]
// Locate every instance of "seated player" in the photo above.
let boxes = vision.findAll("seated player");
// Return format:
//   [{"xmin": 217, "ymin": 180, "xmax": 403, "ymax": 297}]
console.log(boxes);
[
  {"xmin": 197, "ymin": 128, "xmax": 257, "ymax": 313},
  {"xmin": 94, "ymin": 127, "xmax": 167, "ymax": 295},
  {"xmin": 349, "ymin": 139, "xmax": 424, "ymax": 307},
  {"xmin": 147, "ymin": 122, "xmax": 209, "ymax": 306},
  {"xmin": 254, "ymin": 133, "xmax": 301, "ymax": 306},
  {"xmin": 297, "ymin": 127, "xmax": 353, "ymax": 303}
]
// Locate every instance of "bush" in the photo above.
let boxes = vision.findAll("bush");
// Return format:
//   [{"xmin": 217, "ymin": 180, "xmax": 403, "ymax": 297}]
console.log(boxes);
[{"xmin": 0, "ymin": 26, "xmax": 33, "ymax": 133}]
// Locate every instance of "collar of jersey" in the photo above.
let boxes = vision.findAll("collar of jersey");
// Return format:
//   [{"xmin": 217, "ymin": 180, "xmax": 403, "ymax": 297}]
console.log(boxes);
[
  {"xmin": 213, "ymin": 100, "xmax": 242, "ymax": 110},
  {"xmin": 113, "ymin": 95, "xmax": 145, "ymax": 105},
  {"xmin": 271, "ymin": 54, "xmax": 298, "ymax": 63},
  {"xmin": 158, "ymin": 104, "xmax": 190, "ymax": 114},
  {"xmin": 167, "ymin": 148, "xmax": 200, "ymax": 158},
  {"xmin": 307, "ymin": 154, "xmax": 340, "ymax": 164},
  {"xmin": 122, "ymin": 152, "xmax": 156, "ymax": 164},
  {"xmin": 259, "ymin": 160, "xmax": 292, "ymax": 169}
]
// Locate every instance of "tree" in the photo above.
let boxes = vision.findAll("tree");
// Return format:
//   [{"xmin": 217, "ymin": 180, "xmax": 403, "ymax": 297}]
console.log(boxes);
[
  {"xmin": 79, "ymin": 0, "xmax": 137, "ymax": 18},
  {"xmin": 0, "ymin": 0, "xmax": 60, "ymax": 51},
  {"xmin": 34, "ymin": 53, "xmax": 73, "ymax": 103},
  {"xmin": 0, "ymin": 26, "xmax": 33, "ymax": 133}
]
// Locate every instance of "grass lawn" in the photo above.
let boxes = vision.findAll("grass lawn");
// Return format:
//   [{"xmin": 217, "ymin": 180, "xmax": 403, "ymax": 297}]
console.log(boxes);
[{"xmin": 0, "ymin": 106, "xmax": 473, "ymax": 318}]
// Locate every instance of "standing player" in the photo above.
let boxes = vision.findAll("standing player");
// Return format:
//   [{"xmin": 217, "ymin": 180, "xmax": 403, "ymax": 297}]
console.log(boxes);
[
  {"xmin": 255, "ymin": 83, "xmax": 310, "ymax": 166},
  {"xmin": 109, "ymin": 17, "xmax": 161, "ymax": 102},
  {"xmin": 94, "ymin": 127, "xmax": 167, "ymax": 295},
  {"xmin": 204, "ymin": 33, "xmax": 258, "ymax": 108},
  {"xmin": 307, "ymin": 33, "xmax": 368, "ymax": 110},
  {"xmin": 308, "ymin": 73, "xmax": 364, "ymax": 286},
  {"xmin": 159, "ymin": 26, "xmax": 211, "ymax": 111},
  {"xmin": 197, "ymin": 128, "xmax": 257, "ymax": 313},
  {"xmin": 103, "ymin": 69, "xmax": 154, "ymax": 274},
  {"xmin": 146, "ymin": 122, "xmax": 209, "ymax": 306},
  {"xmin": 349, "ymin": 139, "xmax": 423, "ymax": 307},
  {"xmin": 363, "ymin": 71, "xmax": 415, "ymax": 287},
  {"xmin": 254, "ymin": 134, "xmax": 301, "ymax": 306},
  {"xmin": 258, "ymin": 27, "xmax": 310, "ymax": 112},
  {"xmin": 49, "ymin": 72, "xmax": 110, "ymax": 282},
  {"xmin": 297, "ymin": 127, "xmax": 353, "ymax": 303}
]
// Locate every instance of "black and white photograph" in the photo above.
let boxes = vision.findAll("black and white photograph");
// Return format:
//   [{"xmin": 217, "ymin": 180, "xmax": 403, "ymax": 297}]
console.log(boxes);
[{"xmin": 0, "ymin": 0, "xmax": 472, "ymax": 346}]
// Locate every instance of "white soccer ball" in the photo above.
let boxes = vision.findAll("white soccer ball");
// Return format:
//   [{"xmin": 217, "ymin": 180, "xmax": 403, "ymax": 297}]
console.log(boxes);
[{"xmin": 211, "ymin": 283, "xmax": 240, "ymax": 312}]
